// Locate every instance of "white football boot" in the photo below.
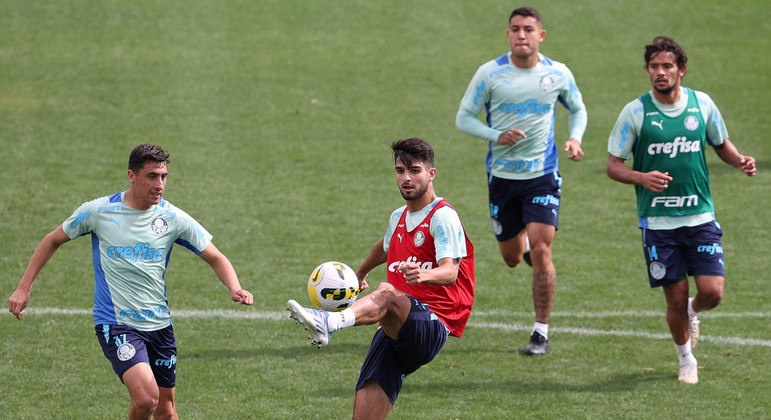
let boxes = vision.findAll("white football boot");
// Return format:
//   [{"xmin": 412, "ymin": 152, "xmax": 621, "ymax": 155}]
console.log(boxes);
[
  {"xmin": 287, "ymin": 299, "xmax": 331, "ymax": 348},
  {"xmin": 678, "ymin": 363, "xmax": 698, "ymax": 384}
]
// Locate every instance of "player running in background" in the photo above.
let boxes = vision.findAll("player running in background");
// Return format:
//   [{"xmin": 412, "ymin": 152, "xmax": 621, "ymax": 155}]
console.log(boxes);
[
  {"xmin": 455, "ymin": 7, "xmax": 587, "ymax": 355},
  {"xmin": 606, "ymin": 36, "xmax": 756, "ymax": 384},
  {"xmin": 287, "ymin": 138, "xmax": 474, "ymax": 419},
  {"xmin": 8, "ymin": 143, "xmax": 253, "ymax": 419}
]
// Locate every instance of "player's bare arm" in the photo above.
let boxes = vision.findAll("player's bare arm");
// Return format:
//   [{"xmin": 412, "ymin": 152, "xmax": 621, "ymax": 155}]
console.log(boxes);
[
  {"xmin": 401, "ymin": 258, "xmax": 460, "ymax": 286},
  {"xmin": 564, "ymin": 138, "xmax": 584, "ymax": 161},
  {"xmin": 714, "ymin": 139, "xmax": 757, "ymax": 177},
  {"xmin": 8, "ymin": 225, "xmax": 71, "ymax": 319},
  {"xmin": 199, "ymin": 242, "xmax": 253, "ymax": 305},
  {"xmin": 354, "ymin": 237, "xmax": 388, "ymax": 292},
  {"xmin": 606, "ymin": 154, "xmax": 672, "ymax": 192}
]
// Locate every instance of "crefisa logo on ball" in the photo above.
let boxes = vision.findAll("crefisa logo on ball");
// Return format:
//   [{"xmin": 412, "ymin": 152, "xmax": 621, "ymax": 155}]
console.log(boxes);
[
  {"xmin": 649, "ymin": 261, "xmax": 667, "ymax": 280},
  {"xmin": 151, "ymin": 218, "xmax": 168, "ymax": 235},
  {"xmin": 117, "ymin": 342, "xmax": 136, "ymax": 361}
]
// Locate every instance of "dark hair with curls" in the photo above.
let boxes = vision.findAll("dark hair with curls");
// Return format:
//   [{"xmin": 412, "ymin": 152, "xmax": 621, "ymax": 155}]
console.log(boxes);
[{"xmin": 645, "ymin": 36, "xmax": 688, "ymax": 69}]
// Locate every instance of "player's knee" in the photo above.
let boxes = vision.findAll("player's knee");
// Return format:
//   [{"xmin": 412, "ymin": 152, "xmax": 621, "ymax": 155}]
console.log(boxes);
[
  {"xmin": 666, "ymin": 294, "xmax": 689, "ymax": 312},
  {"xmin": 132, "ymin": 393, "xmax": 159, "ymax": 417},
  {"xmin": 530, "ymin": 242, "xmax": 551, "ymax": 258},
  {"xmin": 502, "ymin": 253, "xmax": 523, "ymax": 268},
  {"xmin": 375, "ymin": 282, "xmax": 398, "ymax": 295},
  {"xmin": 700, "ymin": 290, "xmax": 722, "ymax": 310}
]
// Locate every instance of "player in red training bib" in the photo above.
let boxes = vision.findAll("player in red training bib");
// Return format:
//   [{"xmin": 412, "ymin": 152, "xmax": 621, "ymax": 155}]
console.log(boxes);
[{"xmin": 287, "ymin": 137, "xmax": 474, "ymax": 419}]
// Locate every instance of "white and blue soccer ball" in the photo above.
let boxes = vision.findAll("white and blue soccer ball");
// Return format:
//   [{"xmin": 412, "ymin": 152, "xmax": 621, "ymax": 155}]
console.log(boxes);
[{"xmin": 307, "ymin": 261, "xmax": 359, "ymax": 311}]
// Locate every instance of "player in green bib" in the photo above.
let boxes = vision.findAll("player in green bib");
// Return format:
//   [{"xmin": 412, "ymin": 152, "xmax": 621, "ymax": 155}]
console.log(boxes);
[
  {"xmin": 8, "ymin": 143, "xmax": 254, "ymax": 419},
  {"xmin": 607, "ymin": 37, "xmax": 756, "ymax": 384}
]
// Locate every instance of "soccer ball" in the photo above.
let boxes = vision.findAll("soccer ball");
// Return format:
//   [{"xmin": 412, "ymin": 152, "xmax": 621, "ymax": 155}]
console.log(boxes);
[{"xmin": 307, "ymin": 261, "xmax": 359, "ymax": 311}]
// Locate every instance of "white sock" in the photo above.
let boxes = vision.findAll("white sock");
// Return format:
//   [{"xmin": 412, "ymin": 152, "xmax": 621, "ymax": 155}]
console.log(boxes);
[
  {"xmin": 687, "ymin": 297, "xmax": 699, "ymax": 318},
  {"xmin": 675, "ymin": 340, "xmax": 697, "ymax": 367},
  {"xmin": 532, "ymin": 322, "xmax": 548, "ymax": 339},
  {"xmin": 327, "ymin": 308, "xmax": 356, "ymax": 332},
  {"xmin": 524, "ymin": 236, "xmax": 531, "ymax": 253}
]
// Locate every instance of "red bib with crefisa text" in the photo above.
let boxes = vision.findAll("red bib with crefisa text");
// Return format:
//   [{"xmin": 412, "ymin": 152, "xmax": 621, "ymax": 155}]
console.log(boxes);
[{"xmin": 386, "ymin": 199, "xmax": 475, "ymax": 337}]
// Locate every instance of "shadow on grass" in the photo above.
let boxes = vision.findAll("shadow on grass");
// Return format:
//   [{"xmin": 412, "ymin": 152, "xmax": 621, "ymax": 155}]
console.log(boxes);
[
  {"xmin": 406, "ymin": 370, "xmax": 672, "ymax": 396},
  {"xmin": 181, "ymin": 342, "xmax": 371, "ymax": 361}
]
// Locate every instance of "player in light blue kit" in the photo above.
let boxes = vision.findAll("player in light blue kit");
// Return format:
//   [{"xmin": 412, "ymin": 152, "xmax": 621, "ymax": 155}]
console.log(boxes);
[
  {"xmin": 8, "ymin": 143, "xmax": 253, "ymax": 420},
  {"xmin": 607, "ymin": 37, "xmax": 756, "ymax": 384},
  {"xmin": 456, "ymin": 7, "xmax": 587, "ymax": 355}
]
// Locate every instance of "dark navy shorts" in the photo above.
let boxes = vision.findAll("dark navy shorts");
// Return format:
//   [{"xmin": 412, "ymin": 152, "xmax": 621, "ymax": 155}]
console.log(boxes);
[
  {"xmin": 642, "ymin": 221, "xmax": 725, "ymax": 288},
  {"xmin": 95, "ymin": 324, "xmax": 177, "ymax": 388},
  {"xmin": 355, "ymin": 295, "xmax": 449, "ymax": 405},
  {"xmin": 488, "ymin": 172, "xmax": 562, "ymax": 241}
]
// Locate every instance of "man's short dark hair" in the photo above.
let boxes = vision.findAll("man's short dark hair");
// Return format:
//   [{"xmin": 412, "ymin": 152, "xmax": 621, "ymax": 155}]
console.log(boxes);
[
  {"xmin": 645, "ymin": 36, "xmax": 688, "ymax": 69},
  {"xmin": 391, "ymin": 138, "xmax": 434, "ymax": 169},
  {"xmin": 509, "ymin": 7, "xmax": 542, "ymax": 25},
  {"xmin": 128, "ymin": 143, "xmax": 170, "ymax": 173}
]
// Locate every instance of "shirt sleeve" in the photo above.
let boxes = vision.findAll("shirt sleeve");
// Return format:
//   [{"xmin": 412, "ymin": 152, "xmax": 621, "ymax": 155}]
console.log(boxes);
[
  {"xmin": 62, "ymin": 200, "xmax": 98, "ymax": 239},
  {"xmin": 172, "ymin": 210, "xmax": 213, "ymax": 255},
  {"xmin": 696, "ymin": 91, "xmax": 728, "ymax": 147},
  {"xmin": 608, "ymin": 100, "xmax": 643, "ymax": 160},
  {"xmin": 382, "ymin": 207, "xmax": 404, "ymax": 254},
  {"xmin": 455, "ymin": 66, "xmax": 502, "ymax": 143},
  {"xmin": 430, "ymin": 207, "xmax": 468, "ymax": 261},
  {"xmin": 559, "ymin": 67, "xmax": 588, "ymax": 142}
]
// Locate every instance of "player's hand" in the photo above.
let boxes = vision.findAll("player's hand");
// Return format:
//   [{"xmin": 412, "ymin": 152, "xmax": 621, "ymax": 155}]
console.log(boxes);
[
  {"xmin": 497, "ymin": 129, "xmax": 526, "ymax": 146},
  {"xmin": 400, "ymin": 263, "xmax": 424, "ymax": 284},
  {"xmin": 564, "ymin": 138, "xmax": 584, "ymax": 161},
  {"xmin": 738, "ymin": 155, "xmax": 757, "ymax": 176},
  {"xmin": 8, "ymin": 289, "xmax": 31, "ymax": 320},
  {"xmin": 355, "ymin": 270, "xmax": 370, "ymax": 292},
  {"xmin": 642, "ymin": 171, "xmax": 673, "ymax": 192},
  {"xmin": 231, "ymin": 289, "xmax": 253, "ymax": 305}
]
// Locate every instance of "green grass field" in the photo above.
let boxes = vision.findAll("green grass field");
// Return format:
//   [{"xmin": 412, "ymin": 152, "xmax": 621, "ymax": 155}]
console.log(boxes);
[{"xmin": 1, "ymin": 0, "xmax": 769, "ymax": 418}]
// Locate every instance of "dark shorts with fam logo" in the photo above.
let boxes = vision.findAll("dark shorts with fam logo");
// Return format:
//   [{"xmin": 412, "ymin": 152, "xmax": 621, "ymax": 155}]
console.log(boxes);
[
  {"xmin": 95, "ymin": 323, "xmax": 178, "ymax": 388},
  {"xmin": 488, "ymin": 172, "xmax": 562, "ymax": 241},
  {"xmin": 355, "ymin": 295, "xmax": 449, "ymax": 405},
  {"xmin": 642, "ymin": 220, "xmax": 725, "ymax": 288}
]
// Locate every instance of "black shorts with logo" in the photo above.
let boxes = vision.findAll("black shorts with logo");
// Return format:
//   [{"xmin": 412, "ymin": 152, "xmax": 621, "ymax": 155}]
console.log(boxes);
[
  {"xmin": 355, "ymin": 295, "xmax": 449, "ymax": 405},
  {"xmin": 488, "ymin": 172, "xmax": 562, "ymax": 241},
  {"xmin": 641, "ymin": 220, "xmax": 725, "ymax": 287},
  {"xmin": 95, "ymin": 323, "xmax": 177, "ymax": 388}
]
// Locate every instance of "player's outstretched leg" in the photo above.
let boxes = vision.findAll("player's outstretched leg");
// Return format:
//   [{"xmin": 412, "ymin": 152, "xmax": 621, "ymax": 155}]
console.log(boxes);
[{"xmin": 287, "ymin": 299, "xmax": 332, "ymax": 348}]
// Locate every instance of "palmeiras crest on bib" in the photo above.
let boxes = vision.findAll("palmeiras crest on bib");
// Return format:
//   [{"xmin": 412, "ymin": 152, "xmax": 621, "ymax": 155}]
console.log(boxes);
[
  {"xmin": 117, "ymin": 342, "xmax": 136, "ymax": 361},
  {"xmin": 539, "ymin": 75, "xmax": 555, "ymax": 93},
  {"xmin": 684, "ymin": 115, "xmax": 699, "ymax": 131},
  {"xmin": 649, "ymin": 261, "xmax": 666, "ymax": 280},
  {"xmin": 414, "ymin": 231, "xmax": 425, "ymax": 247},
  {"xmin": 151, "ymin": 217, "xmax": 169, "ymax": 235}
]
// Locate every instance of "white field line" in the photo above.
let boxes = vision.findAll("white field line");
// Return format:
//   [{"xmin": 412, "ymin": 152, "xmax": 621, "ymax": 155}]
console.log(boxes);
[
  {"xmin": 21, "ymin": 307, "xmax": 771, "ymax": 348},
  {"xmin": 472, "ymin": 310, "xmax": 771, "ymax": 318}
]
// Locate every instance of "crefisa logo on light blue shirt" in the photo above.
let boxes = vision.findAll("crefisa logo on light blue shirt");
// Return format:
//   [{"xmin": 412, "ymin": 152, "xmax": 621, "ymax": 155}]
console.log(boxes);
[
  {"xmin": 107, "ymin": 242, "xmax": 165, "ymax": 262},
  {"xmin": 498, "ymin": 99, "xmax": 551, "ymax": 117}
]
